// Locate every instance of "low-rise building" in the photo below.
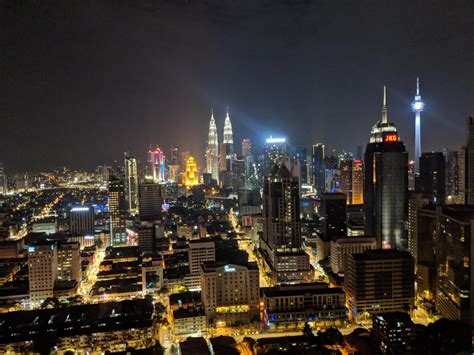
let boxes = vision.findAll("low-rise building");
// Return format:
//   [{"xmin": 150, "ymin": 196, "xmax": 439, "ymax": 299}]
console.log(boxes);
[
  {"xmin": 262, "ymin": 283, "xmax": 347, "ymax": 328},
  {"xmin": 172, "ymin": 307, "xmax": 206, "ymax": 335}
]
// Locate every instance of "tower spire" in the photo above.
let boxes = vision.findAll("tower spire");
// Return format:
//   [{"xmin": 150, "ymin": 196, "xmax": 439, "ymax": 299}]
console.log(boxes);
[
  {"xmin": 416, "ymin": 77, "xmax": 420, "ymax": 96},
  {"xmin": 381, "ymin": 86, "xmax": 388, "ymax": 124}
]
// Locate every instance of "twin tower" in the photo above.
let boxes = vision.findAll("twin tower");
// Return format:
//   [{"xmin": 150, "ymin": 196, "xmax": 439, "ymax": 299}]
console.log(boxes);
[{"xmin": 206, "ymin": 109, "xmax": 234, "ymax": 183}]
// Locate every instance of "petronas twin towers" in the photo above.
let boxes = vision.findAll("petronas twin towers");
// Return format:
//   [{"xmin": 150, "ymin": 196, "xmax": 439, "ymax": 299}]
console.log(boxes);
[{"xmin": 206, "ymin": 109, "xmax": 234, "ymax": 183}]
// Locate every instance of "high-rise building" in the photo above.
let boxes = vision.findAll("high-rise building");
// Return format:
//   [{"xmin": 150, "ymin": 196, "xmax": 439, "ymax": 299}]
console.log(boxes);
[
  {"xmin": 408, "ymin": 160, "xmax": 416, "ymax": 191},
  {"xmin": 57, "ymin": 241, "xmax": 81, "ymax": 283},
  {"xmin": 264, "ymin": 137, "xmax": 288, "ymax": 175},
  {"xmin": 312, "ymin": 143, "xmax": 325, "ymax": 193},
  {"xmin": 124, "ymin": 153, "xmax": 139, "ymax": 214},
  {"xmin": 411, "ymin": 77, "xmax": 425, "ymax": 174},
  {"xmin": 291, "ymin": 146, "xmax": 308, "ymax": 185},
  {"xmin": 445, "ymin": 149, "xmax": 459, "ymax": 203},
  {"xmin": 0, "ymin": 162, "xmax": 7, "ymax": 195},
  {"xmin": 69, "ymin": 205, "xmax": 95, "ymax": 236},
  {"xmin": 465, "ymin": 115, "xmax": 474, "ymax": 204},
  {"xmin": 182, "ymin": 156, "xmax": 199, "ymax": 190},
  {"xmin": 188, "ymin": 239, "xmax": 215, "ymax": 275},
  {"xmin": 138, "ymin": 220, "xmax": 161, "ymax": 253},
  {"xmin": 231, "ymin": 158, "xmax": 246, "ymax": 191},
  {"xmin": 458, "ymin": 147, "xmax": 466, "ymax": 204},
  {"xmin": 169, "ymin": 146, "xmax": 180, "ymax": 166},
  {"xmin": 260, "ymin": 164, "xmax": 312, "ymax": 283},
  {"xmin": 28, "ymin": 241, "xmax": 58, "ymax": 306},
  {"xmin": 319, "ymin": 193, "xmax": 347, "ymax": 238},
  {"xmin": 407, "ymin": 192, "xmax": 434, "ymax": 265},
  {"xmin": 138, "ymin": 181, "xmax": 163, "ymax": 220},
  {"xmin": 109, "ymin": 176, "xmax": 127, "ymax": 245},
  {"xmin": 147, "ymin": 146, "xmax": 165, "ymax": 182},
  {"xmin": 352, "ymin": 159, "xmax": 364, "ymax": 204},
  {"xmin": 372, "ymin": 313, "xmax": 417, "ymax": 354},
  {"xmin": 435, "ymin": 205, "xmax": 474, "ymax": 326},
  {"xmin": 220, "ymin": 110, "xmax": 234, "ymax": 172},
  {"xmin": 241, "ymin": 138, "xmax": 252, "ymax": 157},
  {"xmin": 206, "ymin": 110, "xmax": 219, "ymax": 182},
  {"xmin": 364, "ymin": 87, "xmax": 408, "ymax": 250},
  {"xmin": 346, "ymin": 249, "xmax": 415, "ymax": 319},
  {"xmin": 330, "ymin": 236, "xmax": 376, "ymax": 275},
  {"xmin": 419, "ymin": 152, "xmax": 446, "ymax": 203},
  {"xmin": 339, "ymin": 158, "xmax": 352, "ymax": 204},
  {"xmin": 200, "ymin": 262, "xmax": 259, "ymax": 325}
]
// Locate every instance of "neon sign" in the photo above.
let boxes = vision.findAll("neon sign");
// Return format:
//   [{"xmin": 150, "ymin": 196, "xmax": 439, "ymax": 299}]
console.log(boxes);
[{"xmin": 383, "ymin": 133, "xmax": 398, "ymax": 143}]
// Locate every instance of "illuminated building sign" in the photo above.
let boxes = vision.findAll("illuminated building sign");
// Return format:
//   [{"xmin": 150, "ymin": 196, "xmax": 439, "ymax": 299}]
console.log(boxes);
[
  {"xmin": 224, "ymin": 265, "xmax": 236, "ymax": 272},
  {"xmin": 266, "ymin": 137, "xmax": 286, "ymax": 144},
  {"xmin": 28, "ymin": 246, "xmax": 35, "ymax": 253},
  {"xmin": 383, "ymin": 133, "xmax": 398, "ymax": 143}
]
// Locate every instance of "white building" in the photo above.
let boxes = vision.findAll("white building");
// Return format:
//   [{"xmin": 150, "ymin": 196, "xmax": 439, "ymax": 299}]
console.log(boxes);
[
  {"xmin": 330, "ymin": 236, "xmax": 376, "ymax": 275},
  {"xmin": 28, "ymin": 241, "xmax": 58, "ymax": 306}
]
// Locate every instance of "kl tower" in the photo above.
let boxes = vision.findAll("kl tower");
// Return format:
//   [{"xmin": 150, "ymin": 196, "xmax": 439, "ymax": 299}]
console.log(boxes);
[{"xmin": 411, "ymin": 77, "xmax": 425, "ymax": 174}]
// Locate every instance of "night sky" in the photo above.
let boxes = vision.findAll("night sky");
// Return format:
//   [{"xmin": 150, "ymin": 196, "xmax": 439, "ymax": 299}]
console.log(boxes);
[{"xmin": 2, "ymin": 0, "xmax": 474, "ymax": 172}]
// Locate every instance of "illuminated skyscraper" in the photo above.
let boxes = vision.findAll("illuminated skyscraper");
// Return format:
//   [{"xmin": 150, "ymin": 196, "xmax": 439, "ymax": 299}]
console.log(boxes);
[
  {"xmin": 411, "ymin": 77, "xmax": 425, "ymax": 174},
  {"xmin": 312, "ymin": 143, "xmax": 325, "ymax": 193},
  {"xmin": 138, "ymin": 181, "xmax": 163, "ymax": 220},
  {"xmin": 109, "ymin": 176, "xmax": 127, "ymax": 245},
  {"xmin": 220, "ymin": 109, "xmax": 234, "ymax": 172},
  {"xmin": 351, "ymin": 159, "xmax": 364, "ymax": 204},
  {"xmin": 0, "ymin": 162, "xmax": 7, "ymax": 195},
  {"xmin": 206, "ymin": 110, "xmax": 219, "ymax": 182},
  {"xmin": 364, "ymin": 87, "xmax": 408, "ymax": 250},
  {"xmin": 241, "ymin": 138, "xmax": 252, "ymax": 157},
  {"xmin": 339, "ymin": 158, "xmax": 352, "ymax": 204},
  {"xmin": 465, "ymin": 115, "xmax": 474, "ymax": 204},
  {"xmin": 260, "ymin": 164, "xmax": 312, "ymax": 283},
  {"xmin": 183, "ymin": 156, "xmax": 199, "ymax": 189},
  {"xmin": 147, "ymin": 146, "xmax": 165, "ymax": 182},
  {"xmin": 124, "ymin": 153, "xmax": 138, "ymax": 214},
  {"xmin": 264, "ymin": 137, "xmax": 288, "ymax": 175}
]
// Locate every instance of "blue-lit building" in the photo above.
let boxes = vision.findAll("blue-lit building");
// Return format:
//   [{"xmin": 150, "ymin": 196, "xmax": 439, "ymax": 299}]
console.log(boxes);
[{"xmin": 264, "ymin": 137, "xmax": 288, "ymax": 176}]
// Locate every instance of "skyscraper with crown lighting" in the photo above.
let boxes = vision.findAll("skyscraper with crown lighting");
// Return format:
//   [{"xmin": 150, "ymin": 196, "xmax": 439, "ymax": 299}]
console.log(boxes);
[
  {"xmin": 220, "ymin": 109, "xmax": 234, "ymax": 188},
  {"xmin": 206, "ymin": 110, "xmax": 219, "ymax": 182},
  {"xmin": 364, "ymin": 87, "xmax": 408, "ymax": 250}
]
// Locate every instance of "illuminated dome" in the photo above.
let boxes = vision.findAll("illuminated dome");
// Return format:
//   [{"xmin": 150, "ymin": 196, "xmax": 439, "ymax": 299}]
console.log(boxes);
[
  {"xmin": 182, "ymin": 156, "xmax": 199, "ymax": 189},
  {"xmin": 369, "ymin": 86, "xmax": 399, "ymax": 143}
]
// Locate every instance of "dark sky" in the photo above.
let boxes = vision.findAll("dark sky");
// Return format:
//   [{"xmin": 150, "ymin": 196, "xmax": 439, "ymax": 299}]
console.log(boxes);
[{"xmin": 2, "ymin": 0, "xmax": 474, "ymax": 172}]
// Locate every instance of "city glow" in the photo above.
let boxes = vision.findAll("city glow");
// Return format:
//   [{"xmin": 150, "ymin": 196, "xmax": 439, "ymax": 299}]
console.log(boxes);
[{"xmin": 266, "ymin": 137, "xmax": 286, "ymax": 143}]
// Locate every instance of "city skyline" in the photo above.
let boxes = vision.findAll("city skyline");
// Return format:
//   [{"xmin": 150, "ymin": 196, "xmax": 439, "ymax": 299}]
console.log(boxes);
[{"xmin": 2, "ymin": 1, "xmax": 474, "ymax": 171}]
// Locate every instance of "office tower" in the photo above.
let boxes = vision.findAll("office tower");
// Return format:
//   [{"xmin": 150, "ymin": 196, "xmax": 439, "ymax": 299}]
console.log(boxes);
[
  {"xmin": 435, "ymin": 205, "xmax": 474, "ymax": 326},
  {"xmin": 28, "ymin": 241, "xmax": 58, "ymax": 305},
  {"xmin": 182, "ymin": 156, "xmax": 199, "ymax": 189},
  {"xmin": 445, "ymin": 150, "xmax": 459, "ymax": 203},
  {"xmin": 330, "ymin": 236, "xmax": 376, "ymax": 275},
  {"xmin": 206, "ymin": 110, "xmax": 219, "ymax": 182},
  {"xmin": 109, "ymin": 176, "xmax": 127, "ymax": 245},
  {"xmin": 372, "ymin": 313, "xmax": 417, "ymax": 354},
  {"xmin": 57, "ymin": 241, "xmax": 81, "ymax": 282},
  {"xmin": 124, "ymin": 153, "xmax": 138, "ymax": 213},
  {"xmin": 408, "ymin": 160, "xmax": 416, "ymax": 191},
  {"xmin": 264, "ymin": 137, "xmax": 288, "ymax": 175},
  {"xmin": 312, "ymin": 143, "xmax": 325, "ymax": 192},
  {"xmin": 0, "ymin": 162, "xmax": 7, "ymax": 194},
  {"xmin": 138, "ymin": 220, "xmax": 160, "ymax": 253},
  {"xmin": 364, "ymin": 87, "xmax": 408, "ymax": 250},
  {"xmin": 231, "ymin": 158, "xmax": 246, "ymax": 191},
  {"xmin": 147, "ymin": 146, "xmax": 165, "ymax": 182},
  {"xmin": 138, "ymin": 181, "xmax": 163, "ymax": 220},
  {"xmin": 188, "ymin": 240, "xmax": 215, "ymax": 275},
  {"xmin": 168, "ymin": 165, "xmax": 181, "ymax": 183},
  {"xmin": 241, "ymin": 138, "xmax": 251, "ymax": 157},
  {"xmin": 352, "ymin": 159, "xmax": 364, "ymax": 204},
  {"xmin": 458, "ymin": 148, "xmax": 466, "ymax": 204},
  {"xmin": 180, "ymin": 150, "xmax": 190, "ymax": 171},
  {"xmin": 169, "ymin": 145, "xmax": 180, "ymax": 166},
  {"xmin": 291, "ymin": 146, "xmax": 308, "ymax": 185},
  {"xmin": 407, "ymin": 192, "xmax": 434, "ymax": 265},
  {"xmin": 69, "ymin": 205, "xmax": 95, "ymax": 236},
  {"xmin": 220, "ymin": 109, "xmax": 234, "ymax": 172},
  {"xmin": 346, "ymin": 249, "xmax": 415, "ymax": 319},
  {"xmin": 262, "ymin": 283, "xmax": 347, "ymax": 327},
  {"xmin": 414, "ymin": 202, "xmax": 436, "ymax": 301},
  {"xmin": 260, "ymin": 164, "xmax": 312, "ymax": 282},
  {"xmin": 420, "ymin": 152, "xmax": 446, "ymax": 203},
  {"xmin": 465, "ymin": 115, "xmax": 474, "ymax": 204},
  {"xmin": 411, "ymin": 78, "xmax": 425, "ymax": 174},
  {"xmin": 339, "ymin": 158, "xmax": 352, "ymax": 203},
  {"xmin": 200, "ymin": 262, "xmax": 259, "ymax": 324},
  {"xmin": 319, "ymin": 192, "xmax": 347, "ymax": 238}
]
